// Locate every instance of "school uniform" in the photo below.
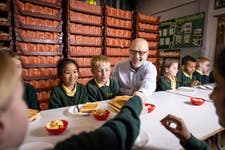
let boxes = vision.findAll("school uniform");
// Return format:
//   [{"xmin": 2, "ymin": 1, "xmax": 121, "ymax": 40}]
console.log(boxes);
[
  {"xmin": 181, "ymin": 135, "xmax": 209, "ymax": 150},
  {"xmin": 176, "ymin": 70, "xmax": 197, "ymax": 87},
  {"xmin": 24, "ymin": 82, "xmax": 40, "ymax": 110},
  {"xmin": 193, "ymin": 70, "xmax": 209, "ymax": 84},
  {"xmin": 159, "ymin": 76, "xmax": 181, "ymax": 91},
  {"xmin": 49, "ymin": 82, "xmax": 88, "ymax": 109},
  {"xmin": 86, "ymin": 78, "xmax": 120, "ymax": 102},
  {"xmin": 54, "ymin": 95, "xmax": 142, "ymax": 150}
]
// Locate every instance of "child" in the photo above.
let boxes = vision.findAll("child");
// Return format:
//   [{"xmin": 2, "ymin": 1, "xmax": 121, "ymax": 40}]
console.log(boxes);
[
  {"xmin": 177, "ymin": 56, "xmax": 200, "ymax": 87},
  {"xmin": 0, "ymin": 50, "xmax": 40, "ymax": 110},
  {"xmin": 193, "ymin": 56, "xmax": 210, "ymax": 84},
  {"xmin": 86, "ymin": 55, "xmax": 120, "ymax": 101},
  {"xmin": 49, "ymin": 58, "xmax": 88, "ymax": 109},
  {"xmin": 159, "ymin": 59, "xmax": 180, "ymax": 90}
]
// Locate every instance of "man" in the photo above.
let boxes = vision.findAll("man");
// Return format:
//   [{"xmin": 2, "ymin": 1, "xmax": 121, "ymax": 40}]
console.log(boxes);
[{"xmin": 112, "ymin": 38, "xmax": 157, "ymax": 100}]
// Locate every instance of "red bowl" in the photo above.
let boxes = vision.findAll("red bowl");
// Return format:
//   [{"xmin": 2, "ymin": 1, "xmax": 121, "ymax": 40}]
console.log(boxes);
[
  {"xmin": 144, "ymin": 103, "xmax": 155, "ymax": 113},
  {"xmin": 46, "ymin": 120, "xmax": 68, "ymax": 135},
  {"xmin": 190, "ymin": 97, "xmax": 205, "ymax": 106},
  {"xmin": 92, "ymin": 109, "xmax": 110, "ymax": 121}
]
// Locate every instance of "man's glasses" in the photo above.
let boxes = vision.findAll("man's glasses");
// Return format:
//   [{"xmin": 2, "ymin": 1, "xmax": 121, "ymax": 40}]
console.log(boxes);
[{"xmin": 130, "ymin": 49, "xmax": 148, "ymax": 56}]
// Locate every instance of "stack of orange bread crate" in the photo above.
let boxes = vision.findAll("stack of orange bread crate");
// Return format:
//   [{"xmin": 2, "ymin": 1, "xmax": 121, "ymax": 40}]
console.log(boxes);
[
  {"xmin": 13, "ymin": 0, "xmax": 63, "ymax": 109},
  {"xmin": 135, "ymin": 12, "xmax": 160, "ymax": 66},
  {"xmin": 68, "ymin": 0, "xmax": 102, "ymax": 84},
  {"xmin": 104, "ymin": 6, "xmax": 132, "ymax": 68}
]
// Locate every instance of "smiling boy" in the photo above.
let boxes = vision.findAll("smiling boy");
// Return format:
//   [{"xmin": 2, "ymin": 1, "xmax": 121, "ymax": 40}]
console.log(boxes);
[{"xmin": 86, "ymin": 55, "xmax": 120, "ymax": 101}]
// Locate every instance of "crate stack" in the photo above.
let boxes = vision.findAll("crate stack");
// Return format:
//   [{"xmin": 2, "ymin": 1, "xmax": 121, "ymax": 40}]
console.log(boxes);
[
  {"xmin": 134, "ymin": 12, "xmax": 160, "ymax": 69},
  {"xmin": 13, "ymin": 0, "xmax": 63, "ymax": 109},
  {"xmin": 68, "ymin": 0, "xmax": 102, "ymax": 84},
  {"xmin": 104, "ymin": 6, "xmax": 132, "ymax": 70},
  {"xmin": 0, "ymin": 0, "xmax": 13, "ymax": 51}
]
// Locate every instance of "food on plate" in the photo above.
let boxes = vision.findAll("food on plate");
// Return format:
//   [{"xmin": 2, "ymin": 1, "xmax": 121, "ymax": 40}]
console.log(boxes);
[
  {"xmin": 113, "ymin": 95, "xmax": 132, "ymax": 101},
  {"xmin": 28, "ymin": 109, "xmax": 40, "ymax": 121},
  {"xmin": 46, "ymin": 120, "xmax": 64, "ymax": 129},
  {"xmin": 80, "ymin": 102, "xmax": 100, "ymax": 113},
  {"xmin": 46, "ymin": 120, "xmax": 68, "ymax": 135},
  {"xmin": 92, "ymin": 109, "xmax": 110, "ymax": 120},
  {"xmin": 144, "ymin": 103, "xmax": 155, "ymax": 113},
  {"xmin": 108, "ymin": 95, "xmax": 132, "ymax": 112}
]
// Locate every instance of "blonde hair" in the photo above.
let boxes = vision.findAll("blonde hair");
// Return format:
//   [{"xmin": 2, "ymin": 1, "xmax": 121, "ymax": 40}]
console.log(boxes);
[
  {"xmin": 91, "ymin": 55, "xmax": 110, "ymax": 69},
  {"xmin": 196, "ymin": 56, "xmax": 209, "ymax": 67},
  {"xmin": 0, "ymin": 54, "xmax": 19, "ymax": 111}
]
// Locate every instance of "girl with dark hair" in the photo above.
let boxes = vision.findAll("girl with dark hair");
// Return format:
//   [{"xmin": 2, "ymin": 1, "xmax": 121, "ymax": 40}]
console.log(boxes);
[{"xmin": 49, "ymin": 58, "xmax": 88, "ymax": 109}]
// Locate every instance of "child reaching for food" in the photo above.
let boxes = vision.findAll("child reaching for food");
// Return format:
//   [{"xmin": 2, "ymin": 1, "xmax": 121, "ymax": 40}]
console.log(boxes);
[
  {"xmin": 49, "ymin": 58, "xmax": 88, "ymax": 109},
  {"xmin": 193, "ymin": 56, "xmax": 210, "ymax": 84},
  {"xmin": 86, "ymin": 55, "xmax": 120, "ymax": 101},
  {"xmin": 177, "ymin": 56, "xmax": 201, "ymax": 87},
  {"xmin": 159, "ymin": 59, "xmax": 180, "ymax": 91}
]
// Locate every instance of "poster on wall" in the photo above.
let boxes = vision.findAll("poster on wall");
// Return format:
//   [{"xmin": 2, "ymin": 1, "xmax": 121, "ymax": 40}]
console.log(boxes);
[{"xmin": 159, "ymin": 12, "xmax": 205, "ymax": 49}]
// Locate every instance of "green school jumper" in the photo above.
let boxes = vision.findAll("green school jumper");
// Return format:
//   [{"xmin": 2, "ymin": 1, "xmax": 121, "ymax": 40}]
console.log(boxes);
[
  {"xmin": 181, "ymin": 135, "xmax": 209, "ymax": 150},
  {"xmin": 86, "ymin": 78, "xmax": 120, "ymax": 102},
  {"xmin": 54, "ymin": 95, "xmax": 142, "ymax": 150},
  {"xmin": 176, "ymin": 71, "xmax": 197, "ymax": 87},
  {"xmin": 24, "ymin": 82, "xmax": 40, "ymax": 110},
  {"xmin": 193, "ymin": 71, "xmax": 209, "ymax": 84},
  {"xmin": 159, "ymin": 76, "xmax": 181, "ymax": 91},
  {"xmin": 49, "ymin": 83, "xmax": 88, "ymax": 109}
]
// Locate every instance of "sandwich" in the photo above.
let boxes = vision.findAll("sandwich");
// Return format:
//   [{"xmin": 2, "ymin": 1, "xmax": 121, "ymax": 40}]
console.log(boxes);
[
  {"xmin": 80, "ymin": 102, "xmax": 100, "ymax": 113},
  {"xmin": 108, "ymin": 95, "xmax": 132, "ymax": 112}
]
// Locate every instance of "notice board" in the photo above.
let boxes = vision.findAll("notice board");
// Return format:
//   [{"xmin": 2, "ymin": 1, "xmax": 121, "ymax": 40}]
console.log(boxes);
[{"xmin": 159, "ymin": 12, "xmax": 205, "ymax": 49}]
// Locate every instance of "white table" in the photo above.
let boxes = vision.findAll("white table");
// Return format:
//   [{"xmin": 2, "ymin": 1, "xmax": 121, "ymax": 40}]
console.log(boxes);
[
  {"xmin": 20, "ymin": 88, "xmax": 223, "ymax": 150},
  {"xmin": 141, "ymin": 91, "xmax": 222, "ymax": 150},
  {"xmin": 166, "ymin": 83, "xmax": 215, "ymax": 101}
]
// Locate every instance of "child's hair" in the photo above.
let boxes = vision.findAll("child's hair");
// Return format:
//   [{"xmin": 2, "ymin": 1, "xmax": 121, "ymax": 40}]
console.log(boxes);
[
  {"xmin": 0, "ymin": 53, "xmax": 19, "ymax": 111},
  {"xmin": 57, "ymin": 58, "xmax": 79, "ymax": 78},
  {"xmin": 91, "ymin": 55, "xmax": 110, "ymax": 69},
  {"xmin": 181, "ymin": 55, "xmax": 197, "ymax": 65},
  {"xmin": 196, "ymin": 56, "xmax": 209, "ymax": 67},
  {"xmin": 161, "ymin": 59, "xmax": 179, "ymax": 76},
  {"xmin": 0, "ymin": 50, "xmax": 19, "ymax": 59}
]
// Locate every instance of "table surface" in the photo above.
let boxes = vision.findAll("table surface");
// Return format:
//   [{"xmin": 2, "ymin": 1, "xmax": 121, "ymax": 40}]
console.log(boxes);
[{"xmin": 20, "ymin": 84, "xmax": 223, "ymax": 150}]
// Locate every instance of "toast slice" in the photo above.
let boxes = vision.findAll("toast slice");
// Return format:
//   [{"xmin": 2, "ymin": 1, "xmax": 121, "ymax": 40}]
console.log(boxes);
[
  {"xmin": 108, "ymin": 95, "xmax": 133, "ymax": 112},
  {"xmin": 80, "ymin": 102, "xmax": 100, "ymax": 113}
]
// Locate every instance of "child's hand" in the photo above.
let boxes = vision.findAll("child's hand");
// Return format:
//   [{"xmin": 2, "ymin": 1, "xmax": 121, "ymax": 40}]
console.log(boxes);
[
  {"xmin": 191, "ymin": 80, "xmax": 201, "ymax": 86},
  {"xmin": 160, "ymin": 114, "xmax": 191, "ymax": 143}
]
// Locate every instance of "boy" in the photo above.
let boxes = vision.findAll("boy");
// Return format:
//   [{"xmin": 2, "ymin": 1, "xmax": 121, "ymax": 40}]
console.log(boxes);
[
  {"xmin": 193, "ymin": 56, "xmax": 210, "ymax": 84},
  {"xmin": 177, "ymin": 56, "xmax": 200, "ymax": 86},
  {"xmin": 86, "ymin": 55, "xmax": 120, "ymax": 101}
]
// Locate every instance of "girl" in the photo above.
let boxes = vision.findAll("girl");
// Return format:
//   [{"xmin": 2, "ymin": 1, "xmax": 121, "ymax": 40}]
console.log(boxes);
[
  {"xmin": 159, "ymin": 59, "xmax": 180, "ymax": 91},
  {"xmin": 49, "ymin": 58, "xmax": 88, "ymax": 109}
]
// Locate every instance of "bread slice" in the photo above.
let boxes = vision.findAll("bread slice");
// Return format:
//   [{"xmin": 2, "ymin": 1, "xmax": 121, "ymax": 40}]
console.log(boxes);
[
  {"xmin": 113, "ymin": 95, "xmax": 132, "ymax": 101},
  {"xmin": 108, "ymin": 95, "xmax": 133, "ymax": 112},
  {"xmin": 28, "ymin": 109, "xmax": 40, "ymax": 121},
  {"xmin": 80, "ymin": 102, "xmax": 100, "ymax": 113}
]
